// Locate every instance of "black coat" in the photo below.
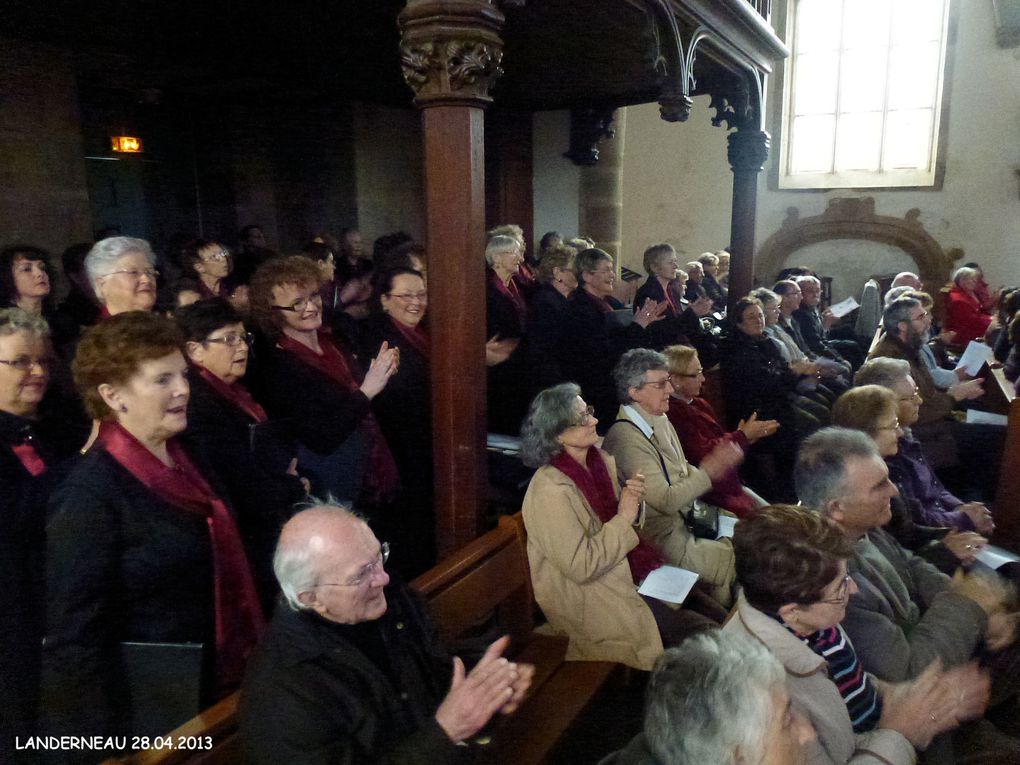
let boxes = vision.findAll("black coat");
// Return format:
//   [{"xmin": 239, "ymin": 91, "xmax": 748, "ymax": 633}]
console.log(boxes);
[
  {"xmin": 719, "ymin": 328, "xmax": 798, "ymax": 428},
  {"xmin": 486, "ymin": 272, "xmax": 529, "ymax": 434},
  {"xmin": 523, "ymin": 283, "xmax": 572, "ymax": 395},
  {"xmin": 793, "ymin": 306, "xmax": 846, "ymax": 363},
  {"xmin": 632, "ymin": 277, "xmax": 719, "ymax": 366},
  {"xmin": 178, "ymin": 371, "xmax": 306, "ymax": 608},
  {"xmin": 240, "ymin": 582, "xmax": 463, "ymax": 765},
  {"xmin": 40, "ymin": 448, "xmax": 218, "ymax": 749}
]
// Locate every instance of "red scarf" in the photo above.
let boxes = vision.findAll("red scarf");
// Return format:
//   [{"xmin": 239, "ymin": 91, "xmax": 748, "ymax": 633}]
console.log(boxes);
[
  {"xmin": 580, "ymin": 287, "xmax": 613, "ymax": 315},
  {"xmin": 390, "ymin": 317, "xmax": 430, "ymax": 359},
  {"xmin": 276, "ymin": 331, "xmax": 399, "ymax": 503},
  {"xmin": 13, "ymin": 442, "xmax": 46, "ymax": 476},
  {"xmin": 663, "ymin": 280, "xmax": 682, "ymax": 317},
  {"xmin": 489, "ymin": 269, "xmax": 527, "ymax": 329},
  {"xmin": 97, "ymin": 421, "xmax": 264, "ymax": 690},
  {"xmin": 194, "ymin": 366, "xmax": 267, "ymax": 423},
  {"xmin": 550, "ymin": 446, "xmax": 663, "ymax": 584},
  {"xmin": 99, "ymin": 305, "xmax": 112, "ymax": 321}
]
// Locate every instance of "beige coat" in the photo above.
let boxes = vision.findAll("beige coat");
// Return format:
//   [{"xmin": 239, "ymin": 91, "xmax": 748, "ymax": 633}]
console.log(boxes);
[
  {"xmin": 726, "ymin": 593, "xmax": 916, "ymax": 765},
  {"xmin": 601, "ymin": 403, "xmax": 736, "ymax": 606},
  {"xmin": 521, "ymin": 451, "xmax": 663, "ymax": 670}
]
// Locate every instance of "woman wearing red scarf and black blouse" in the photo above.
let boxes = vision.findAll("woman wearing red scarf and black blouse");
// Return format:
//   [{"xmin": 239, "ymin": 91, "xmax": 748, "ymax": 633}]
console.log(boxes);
[
  {"xmin": 41, "ymin": 312, "xmax": 263, "ymax": 752},
  {"xmin": 519, "ymin": 383, "xmax": 715, "ymax": 671},
  {"xmin": 246, "ymin": 256, "xmax": 399, "ymax": 509}
]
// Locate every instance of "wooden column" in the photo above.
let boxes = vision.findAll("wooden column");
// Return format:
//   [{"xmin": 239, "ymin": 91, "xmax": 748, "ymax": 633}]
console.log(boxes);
[
  {"xmin": 726, "ymin": 128, "xmax": 769, "ymax": 311},
  {"xmin": 399, "ymin": 0, "xmax": 505, "ymax": 555},
  {"xmin": 578, "ymin": 110, "xmax": 626, "ymax": 261}
]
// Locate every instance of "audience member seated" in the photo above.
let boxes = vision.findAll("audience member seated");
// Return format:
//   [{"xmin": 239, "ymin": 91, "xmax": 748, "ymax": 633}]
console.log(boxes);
[
  {"xmin": 524, "ymin": 245, "xmax": 577, "ymax": 396},
  {"xmin": 774, "ymin": 280, "xmax": 851, "ymax": 392},
  {"xmin": 565, "ymin": 248, "xmax": 665, "ymax": 430},
  {"xmin": 891, "ymin": 272, "xmax": 924, "ymax": 290},
  {"xmin": 84, "ymin": 236, "xmax": 159, "ymax": 318},
  {"xmin": 964, "ymin": 261, "xmax": 996, "ymax": 313},
  {"xmin": 180, "ymin": 239, "xmax": 233, "ymax": 299},
  {"xmin": 990, "ymin": 288, "xmax": 1020, "ymax": 362},
  {"xmin": 895, "ymin": 289, "xmax": 964, "ymax": 391},
  {"xmin": 869, "ymin": 297, "xmax": 983, "ymax": 469},
  {"xmin": 247, "ymin": 256, "xmax": 399, "ymax": 507},
  {"xmin": 175, "ymin": 298, "xmax": 306, "ymax": 609},
  {"xmin": 358, "ymin": 268, "xmax": 436, "ymax": 578},
  {"xmin": 663, "ymin": 344, "xmax": 773, "ymax": 518},
  {"xmin": 682, "ymin": 260, "xmax": 707, "ymax": 302},
  {"xmin": 945, "ymin": 266, "xmax": 994, "ymax": 347},
  {"xmin": 792, "ymin": 275, "xmax": 862, "ymax": 371},
  {"xmin": 0, "ymin": 310, "xmax": 82, "ymax": 760},
  {"xmin": 728, "ymin": 504, "xmax": 987, "ymax": 765},
  {"xmin": 715, "ymin": 249, "xmax": 731, "ymax": 287},
  {"xmin": 520, "ymin": 384, "xmax": 715, "ymax": 670},
  {"xmin": 720, "ymin": 297, "xmax": 826, "ymax": 502},
  {"xmin": 698, "ymin": 251, "xmax": 727, "ymax": 312},
  {"xmin": 1006, "ymin": 315, "xmax": 1020, "ymax": 385},
  {"xmin": 601, "ymin": 630, "xmax": 815, "ymax": 765},
  {"xmin": 794, "ymin": 428, "xmax": 1020, "ymax": 759},
  {"xmin": 602, "ymin": 349, "xmax": 742, "ymax": 608},
  {"xmin": 42, "ymin": 312, "xmax": 264, "ymax": 752},
  {"xmin": 240, "ymin": 503, "xmax": 533, "ymax": 764}
]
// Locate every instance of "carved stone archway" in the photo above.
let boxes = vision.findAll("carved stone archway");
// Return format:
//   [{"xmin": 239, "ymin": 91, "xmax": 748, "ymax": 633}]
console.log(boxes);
[{"xmin": 756, "ymin": 197, "xmax": 964, "ymax": 293}]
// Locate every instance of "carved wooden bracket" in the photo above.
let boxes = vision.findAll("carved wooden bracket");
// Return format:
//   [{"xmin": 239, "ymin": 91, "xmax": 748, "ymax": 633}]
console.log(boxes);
[
  {"xmin": 756, "ymin": 197, "xmax": 965, "ymax": 288},
  {"xmin": 640, "ymin": 1, "xmax": 698, "ymax": 122},
  {"xmin": 563, "ymin": 108, "xmax": 616, "ymax": 166},
  {"xmin": 398, "ymin": 0, "xmax": 506, "ymax": 108}
]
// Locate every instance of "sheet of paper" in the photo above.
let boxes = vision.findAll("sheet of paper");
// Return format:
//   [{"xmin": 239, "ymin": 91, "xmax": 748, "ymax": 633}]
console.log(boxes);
[
  {"xmin": 638, "ymin": 565, "xmax": 699, "ymax": 604},
  {"xmin": 486, "ymin": 433, "xmax": 521, "ymax": 453},
  {"xmin": 965, "ymin": 409, "xmax": 1008, "ymax": 426},
  {"xmin": 828, "ymin": 297, "xmax": 860, "ymax": 318},
  {"xmin": 716, "ymin": 515, "xmax": 738, "ymax": 539},
  {"xmin": 954, "ymin": 340, "xmax": 994, "ymax": 376},
  {"xmin": 976, "ymin": 544, "xmax": 1020, "ymax": 570}
]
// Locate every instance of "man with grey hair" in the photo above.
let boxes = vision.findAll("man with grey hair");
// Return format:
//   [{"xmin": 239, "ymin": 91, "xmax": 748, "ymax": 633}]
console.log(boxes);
[
  {"xmin": 240, "ymin": 503, "xmax": 533, "ymax": 764},
  {"xmin": 794, "ymin": 428, "xmax": 1020, "ymax": 758},
  {"xmin": 791, "ymin": 274, "xmax": 862, "ymax": 371},
  {"xmin": 602, "ymin": 349, "xmax": 743, "ymax": 608},
  {"xmin": 891, "ymin": 272, "xmax": 923, "ymax": 290},
  {"xmin": 600, "ymin": 631, "xmax": 814, "ymax": 765}
]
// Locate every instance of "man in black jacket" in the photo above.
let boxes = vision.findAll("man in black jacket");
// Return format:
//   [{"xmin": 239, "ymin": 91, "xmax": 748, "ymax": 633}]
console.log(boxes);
[{"xmin": 240, "ymin": 504, "xmax": 533, "ymax": 764}]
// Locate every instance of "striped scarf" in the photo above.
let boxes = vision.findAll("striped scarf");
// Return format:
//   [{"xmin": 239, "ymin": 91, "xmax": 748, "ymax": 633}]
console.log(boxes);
[{"xmin": 798, "ymin": 624, "xmax": 883, "ymax": 733}]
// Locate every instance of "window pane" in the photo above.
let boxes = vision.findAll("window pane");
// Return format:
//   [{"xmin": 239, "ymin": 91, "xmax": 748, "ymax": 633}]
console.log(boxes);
[
  {"xmin": 791, "ymin": 114, "xmax": 836, "ymax": 173},
  {"xmin": 835, "ymin": 112, "xmax": 882, "ymax": 171},
  {"xmin": 794, "ymin": 51, "xmax": 839, "ymax": 115},
  {"xmin": 796, "ymin": 0, "xmax": 842, "ymax": 53},
  {"xmin": 843, "ymin": 0, "xmax": 891, "ymax": 50},
  {"xmin": 840, "ymin": 49, "xmax": 887, "ymax": 113},
  {"xmin": 887, "ymin": 42, "xmax": 939, "ymax": 110},
  {"xmin": 883, "ymin": 109, "xmax": 933, "ymax": 169},
  {"xmin": 892, "ymin": 0, "xmax": 944, "ymax": 44}
]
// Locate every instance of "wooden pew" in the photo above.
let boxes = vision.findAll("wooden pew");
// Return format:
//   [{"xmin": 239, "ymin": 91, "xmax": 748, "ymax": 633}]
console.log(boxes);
[
  {"xmin": 990, "ymin": 367, "xmax": 1020, "ymax": 551},
  {"xmin": 112, "ymin": 514, "xmax": 622, "ymax": 765}
]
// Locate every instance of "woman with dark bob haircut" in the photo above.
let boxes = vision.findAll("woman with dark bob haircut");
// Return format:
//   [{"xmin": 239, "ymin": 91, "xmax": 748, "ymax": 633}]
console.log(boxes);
[
  {"xmin": 726, "ymin": 505, "xmax": 989, "ymax": 765},
  {"xmin": 41, "ymin": 311, "xmax": 263, "ymax": 747},
  {"xmin": 247, "ymin": 256, "xmax": 399, "ymax": 509},
  {"xmin": 520, "ymin": 382, "xmax": 715, "ymax": 671},
  {"xmin": 0, "ymin": 245, "xmax": 79, "ymax": 349}
]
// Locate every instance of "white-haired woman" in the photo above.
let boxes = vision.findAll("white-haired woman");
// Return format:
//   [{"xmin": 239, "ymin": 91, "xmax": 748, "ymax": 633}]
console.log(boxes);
[
  {"xmin": 520, "ymin": 383, "xmax": 715, "ymax": 671},
  {"xmin": 84, "ymin": 236, "xmax": 159, "ymax": 318},
  {"xmin": 945, "ymin": 266, "xmax": 993, "ymax": 346}
]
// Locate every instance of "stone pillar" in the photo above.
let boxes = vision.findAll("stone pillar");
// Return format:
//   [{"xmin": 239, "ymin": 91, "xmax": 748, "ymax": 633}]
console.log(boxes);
[
  {"xmin": 399, "ymin": 0, "xmax": 504, "ymax": 556},
  {"xmin": 727, "ymin": 127, "xmax": 769, "ymax": 311},
  {"xmin": 576, "ymin": 109, "xmax": 626, "ymax": 262}
]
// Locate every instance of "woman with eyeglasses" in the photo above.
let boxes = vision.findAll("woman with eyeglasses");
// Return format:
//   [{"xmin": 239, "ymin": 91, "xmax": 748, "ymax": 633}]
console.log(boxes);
[
  {"xmin": 356, "ymin": 267, "xmax": 437, "ymax": 577},
  {"xmin": 180, "ymin": 239, "xmax": 233, "ymax": 299},
  {"xmin": 0, "ymin": 309, "xmax": 83, "ymax": 757},
  {"xmin": 84, "ymin": 236, "xmax": 160, "ymax": 318},
  {"xmin": 42, "ymin": 311, "xmax": 264, "ymax": 748},
  {"xmin": 247, "ymin": 256, "xmax": 399, "ymax": 511},
  {"xmin": 727, "ymin": 505, "xmax": 987, "ymax": 765},
  {"xmin": 176, "ymin": 298, "xmax": 307, "ymax": 609},
  {"xmin": 520, "ymin": 383, "xmax": 716, "ymax": 671}
]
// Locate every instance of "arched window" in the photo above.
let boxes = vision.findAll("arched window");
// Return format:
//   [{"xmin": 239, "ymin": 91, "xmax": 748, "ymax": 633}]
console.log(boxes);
[{"xmin": 778, "ymin": 0, "xmax": 951, "ymax": 189}]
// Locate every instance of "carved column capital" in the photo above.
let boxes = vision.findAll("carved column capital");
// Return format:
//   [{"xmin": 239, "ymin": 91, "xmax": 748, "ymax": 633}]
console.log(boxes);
[
  {"xmin": 398, "ymin": 0, "xmax": 506, "ymax": 108},
  {"xmin": 727, "ymin": 128, "xmax": 770, "ymax": 173}
]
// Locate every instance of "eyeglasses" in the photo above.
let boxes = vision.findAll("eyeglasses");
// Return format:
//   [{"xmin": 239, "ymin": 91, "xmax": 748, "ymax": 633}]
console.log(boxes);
[
  {"xmin": 201, "ymin": 250, "xmax": 230, "ymax": 262},
  {"xmin": 204, "ymin": 331, "xmax": 253, "ymax": 348},
  {"xmin": 819, "ymin": 573, "xmax": 852, "ymax": 605},
  {"xmin": 102, "ymin": 269, "xmax": 159, "ymax": 281},
  {"xmin": 876, "ymin": 419, "xmax": 902, "ymax": 432},
  {"xmin": 570, "ymin": 405, "xmax": 596, "ymax": 427},
  {"xmin": 386, "ymin": 291, "xmax": 428, "ymax": 303},
  {"xmin": 313, "ymin": 543, "xmax": 390, "ymax": 588},
  {"xmin": 272, "ymin": 294, "xmax": 323, "ymax": 312},
  {"xmin": 640, "ymin": 376, "xmax": 674, "ymax": 391},
  {"xmin": 0, "ymin": 356, "xmax": 53, "ymax": 372}
]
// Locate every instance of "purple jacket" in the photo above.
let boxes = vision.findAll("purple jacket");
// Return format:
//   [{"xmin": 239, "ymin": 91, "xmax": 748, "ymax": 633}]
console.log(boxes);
[{"xmin": 886, "ymin": 433, "xmax": 973, "ymax": 531}]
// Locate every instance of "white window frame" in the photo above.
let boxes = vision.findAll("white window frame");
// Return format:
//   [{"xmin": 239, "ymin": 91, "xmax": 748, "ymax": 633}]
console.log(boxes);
[{"xmin": 777, "ymin": 0, "xmax": 952, "ymax": 190}]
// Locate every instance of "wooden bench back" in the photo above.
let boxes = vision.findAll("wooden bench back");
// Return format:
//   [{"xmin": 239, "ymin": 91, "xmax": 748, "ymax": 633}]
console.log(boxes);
[
  {"xmin": 701, "ymin": 365, "xmax": 726, "ymax": 425},
  {"xmin": 990, "ymin": 368, "xmax": 1020, "ymax": 551}
]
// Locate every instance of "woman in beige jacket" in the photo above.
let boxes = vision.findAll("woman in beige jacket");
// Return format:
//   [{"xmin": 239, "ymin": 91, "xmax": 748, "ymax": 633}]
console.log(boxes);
[{"xmin": 520, "ymin": 383, "xmax": 713, "ymax": 671}]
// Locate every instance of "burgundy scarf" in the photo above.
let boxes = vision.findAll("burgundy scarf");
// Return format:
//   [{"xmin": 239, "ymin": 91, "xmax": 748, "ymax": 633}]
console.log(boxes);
[
  {"xmin": 580, "ymin": 288, "xmax": 614, "ymax": 315},
  {"xmin": 194, "ymin": 366, "xmax": 267, "ymax": 424},
  {"xmin": 276, "ymin": 331, "xmax": 399, "ymax": 503},
  {"xmin": 97, "ymin": 421, "xmax": 265, "ymax": 690},
  {"xmin": 489, "ymin": 269, "xmax": 527, "ymax": 329},
  {"xmin": 390, "ymin": 317, "xmax": 430, "ymax": 360},
  {"xmin": 550, "ymin": 446, "xmax": 663, "ymax": 584},
  {"xmin": 13, "ymin": 442, "xmax": 46, "ymax": 476},
  {"xmin": 663, "ymin": 280, "xmax": 683, "ymax": 317}
]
